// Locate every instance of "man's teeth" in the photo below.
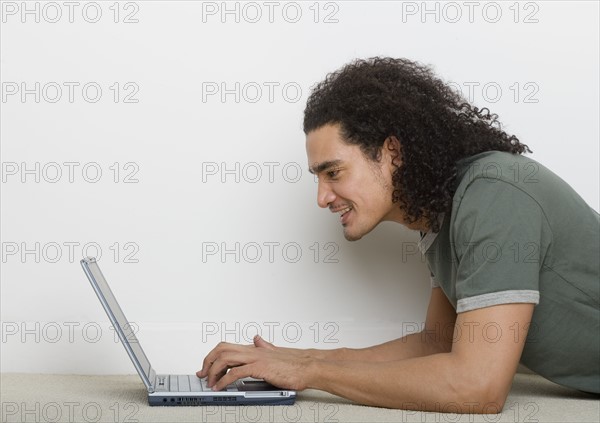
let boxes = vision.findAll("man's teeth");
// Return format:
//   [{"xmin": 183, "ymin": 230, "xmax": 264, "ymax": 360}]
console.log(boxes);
[{"xmin": 339, "ymin": 207, "xmax": 352, "ymax": 218}]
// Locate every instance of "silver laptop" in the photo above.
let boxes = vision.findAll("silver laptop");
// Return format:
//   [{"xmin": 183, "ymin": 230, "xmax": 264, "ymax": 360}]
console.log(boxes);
[{"xmin": 80, "ymin": 257, "xmax": 296, "ymax": 406}]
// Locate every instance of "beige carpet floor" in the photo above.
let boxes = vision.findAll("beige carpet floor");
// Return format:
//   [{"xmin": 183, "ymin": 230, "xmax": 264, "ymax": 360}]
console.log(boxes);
[{"xmin": 1, "ymin": 373, "xmax": 598, "ymax": 422}]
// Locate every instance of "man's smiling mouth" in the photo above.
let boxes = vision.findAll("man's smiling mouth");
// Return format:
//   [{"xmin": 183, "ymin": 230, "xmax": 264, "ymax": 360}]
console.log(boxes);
[{"xmin": 331, "ymin": 206, "xmax": 353, "ymax": 223}]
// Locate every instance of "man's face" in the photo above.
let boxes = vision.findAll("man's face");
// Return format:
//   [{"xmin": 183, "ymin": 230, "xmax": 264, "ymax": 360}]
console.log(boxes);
[{"xmin": 306, "ymin": 124, "xmax": 402, "ymax": 241}]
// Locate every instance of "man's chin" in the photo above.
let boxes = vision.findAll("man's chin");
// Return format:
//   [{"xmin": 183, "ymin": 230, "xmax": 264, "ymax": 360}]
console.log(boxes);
[
  {"xmin": 342, "ymin": 220, "xmax": 381, "ymax": 241},
  {"xmin": 343, "ymin": 227, "xmax": 364, "ymax": 242}
]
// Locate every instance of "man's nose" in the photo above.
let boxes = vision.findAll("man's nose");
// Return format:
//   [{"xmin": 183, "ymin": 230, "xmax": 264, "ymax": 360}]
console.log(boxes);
[{"xmin": 317, "ymin": 181, "xmax": 336, "ymax": 208}]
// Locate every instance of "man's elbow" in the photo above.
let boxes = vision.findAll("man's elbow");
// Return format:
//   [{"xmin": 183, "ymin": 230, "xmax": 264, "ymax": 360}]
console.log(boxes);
[
  {"xmin": 390, "ymin": 366, "xmax": 509, "ymax": 413},
  {"xmin": 443, "ymin": 365, "xmax": 508, "ymax": 413},
  {"xmin": 461, "ymin": 378, "xmax": 509, "ymax": 413},
  {"xmin": 394, "ymin": 380, "xmax": 507, "ymax": 413},
  {"xmin": 478, "ymin": 384, "xmax": 508, "ymax": 413}
]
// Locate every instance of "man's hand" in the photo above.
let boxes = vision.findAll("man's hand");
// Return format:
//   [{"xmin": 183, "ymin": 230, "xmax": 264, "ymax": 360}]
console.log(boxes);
[{"xmin": 196, "ymin": 335, "xmax": 314, "ymax": 391}]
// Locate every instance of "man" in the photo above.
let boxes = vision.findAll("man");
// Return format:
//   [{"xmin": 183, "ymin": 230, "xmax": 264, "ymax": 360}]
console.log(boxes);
[{"xmin": 197, "ymin": 57, "xmax": 600, "ymax": 412}]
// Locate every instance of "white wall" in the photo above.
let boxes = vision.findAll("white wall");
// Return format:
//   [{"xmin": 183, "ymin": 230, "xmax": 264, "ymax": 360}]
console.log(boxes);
[{"xmin": 1, "ymin": 1, "xmax": 598, "ymax": 374}]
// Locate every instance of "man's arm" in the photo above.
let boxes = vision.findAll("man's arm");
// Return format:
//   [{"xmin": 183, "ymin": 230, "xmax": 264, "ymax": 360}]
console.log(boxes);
[
  {"xmin": 306, "ymin": 303, "xmax": 534, "ymax": 412},
  {"xmin": 203, "ymin": 302, "xmax": 534, "ymax": 412}
]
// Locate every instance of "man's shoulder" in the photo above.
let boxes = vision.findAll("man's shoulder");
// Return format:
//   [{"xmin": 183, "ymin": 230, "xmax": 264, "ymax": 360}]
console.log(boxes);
[
  {"xmin": 449, "ymin": 151, "xmax": 556, "ymax": 233},
  {"xmin": 455, "ymin": 151, "xmax": 541, "ymax": 188},
  {"xmin": 448, "ymin": 150, "xmax": 598, "ymax": 254},
  {"xmin": 452, "ymin": 150, "xmax": 565, "ymax": 207}
]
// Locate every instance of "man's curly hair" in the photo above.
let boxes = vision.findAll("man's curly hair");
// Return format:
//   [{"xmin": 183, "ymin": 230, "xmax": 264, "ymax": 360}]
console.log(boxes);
[{"xmin": 303, "ymin": 57, "xmax": 533, "ymax": 233}]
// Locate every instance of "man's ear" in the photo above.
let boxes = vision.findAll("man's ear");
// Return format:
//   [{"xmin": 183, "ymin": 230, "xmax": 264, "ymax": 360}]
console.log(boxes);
[{"xmin": 383, "ymin": 136, "xmax": 402, "ymax": 167}]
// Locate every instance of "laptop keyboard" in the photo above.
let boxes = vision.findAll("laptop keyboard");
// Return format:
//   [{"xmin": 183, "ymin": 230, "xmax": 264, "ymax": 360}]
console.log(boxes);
[{"xmin": 156, "ymin": 375, "xmax": 238, "ymax": 392}]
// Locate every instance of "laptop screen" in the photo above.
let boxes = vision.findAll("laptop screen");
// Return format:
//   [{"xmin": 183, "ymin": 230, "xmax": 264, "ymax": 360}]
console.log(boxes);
[{"xmin": 81, "ymin": 258, "xmax": 153, "ymax": 386}]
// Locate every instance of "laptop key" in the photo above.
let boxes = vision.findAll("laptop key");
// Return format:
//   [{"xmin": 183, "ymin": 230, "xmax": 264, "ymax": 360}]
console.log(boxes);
[
  {"xmin": 198, "ymin": 378, "xmax": 236, "ymax": 392},
  {"xmin": 189, "ymin": 375, "xmax": 203, "ymax": 392},
  {"xmin": 169, "ymin": 375, "xmax": 178, "ymax": 392},
  {"xmin": 178, "ymin": 375, "xmax": 190, "ymax": 392}
]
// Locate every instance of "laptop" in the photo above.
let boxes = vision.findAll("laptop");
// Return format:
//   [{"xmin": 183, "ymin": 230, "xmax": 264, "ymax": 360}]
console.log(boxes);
[{"xmin": 80, "ymin": 256, "xmax": 297, "ymax": 406}]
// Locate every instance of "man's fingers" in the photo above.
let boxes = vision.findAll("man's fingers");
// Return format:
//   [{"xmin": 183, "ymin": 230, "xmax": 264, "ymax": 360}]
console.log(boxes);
[
  {"xmin": 206, "ymin": 352, "xmax": 252, "ymax": 387},
  {"xmin": 208, "ymin": 369, "xmax": 227, "ymax": 388},
  {"xmin": 198, "ymin": 342, "xmax": 252, "ymax": 377},
  {"xmin": 198, "ymin": 355, "xmax": 214, "ymax": 377},
  {"xmin": 196, "ymin": 365, "xmax": 212, "ymax": 378},
  {"xmin": 198, "ymin": 342, "xmax": 227, "ymax": 376},
  {"xmin": 253, "ymin": 334, "xmax": 276, "ymax": 350},
  {"xmin": 198, "ymin": 355, "xmax": 216, "ymax": 378},
  {"xmin": 206, "ymin": 357, "xmax": 228, "ymax": 386},
  {"xmin": 212, "ymin": 365, "xmax": 253, "ymax": 391}
]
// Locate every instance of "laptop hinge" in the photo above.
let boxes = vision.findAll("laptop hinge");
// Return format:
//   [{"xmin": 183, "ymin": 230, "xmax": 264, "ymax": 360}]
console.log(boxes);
[{"xmin": 148, "ymin": 367, "xmax": 156, "ymax": 393}]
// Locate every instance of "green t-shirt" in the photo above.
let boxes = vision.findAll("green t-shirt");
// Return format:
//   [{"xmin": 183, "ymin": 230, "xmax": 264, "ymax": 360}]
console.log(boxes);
[{"xmin": 419, "ymin": 150, "xmax": 600, "ymax": 394}]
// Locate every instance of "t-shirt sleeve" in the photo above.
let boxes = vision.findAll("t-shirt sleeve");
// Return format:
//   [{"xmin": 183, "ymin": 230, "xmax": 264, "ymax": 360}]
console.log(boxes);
[
  {"xmin": 426, "ymin": 262, "xmax": 440, "ymax": 288},
  {"xmin": 452, "ymin": 178, "xmax": 550, "ymax": 313},
  {"xmin": 430, "ymin": 272, "xmax": 440, "ymax": 289}
]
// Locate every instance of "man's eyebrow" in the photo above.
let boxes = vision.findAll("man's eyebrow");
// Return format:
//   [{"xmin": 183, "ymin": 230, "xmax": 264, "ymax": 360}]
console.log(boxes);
[{"xmin": 308, "ymin": 160, "xmax": 343, "ymax": 175}]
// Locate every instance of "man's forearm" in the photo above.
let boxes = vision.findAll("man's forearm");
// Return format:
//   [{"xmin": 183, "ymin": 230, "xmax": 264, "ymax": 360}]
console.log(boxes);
[
  {"xmin": 309, "ymin": 330, "xmax": 450, "ymax": 362},
  {"xmin": 305, "ymin": 353, "xmax": 502, "ymax": 413}
]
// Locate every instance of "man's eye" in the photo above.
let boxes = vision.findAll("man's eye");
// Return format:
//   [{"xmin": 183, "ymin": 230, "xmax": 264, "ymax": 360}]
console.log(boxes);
[{"xmin": 327, "ymin": 169, "xmax": 339, "ymax": 178}]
